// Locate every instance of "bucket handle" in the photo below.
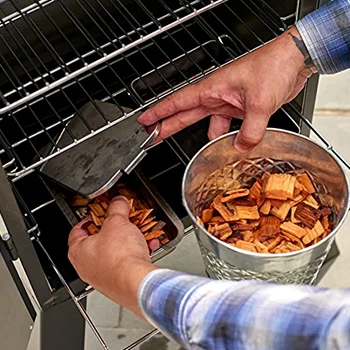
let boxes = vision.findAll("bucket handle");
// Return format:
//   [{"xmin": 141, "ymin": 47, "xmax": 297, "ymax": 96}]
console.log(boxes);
[{"xmin": 281, "ymin": 105, "xmax": 350, "ymax": 171}]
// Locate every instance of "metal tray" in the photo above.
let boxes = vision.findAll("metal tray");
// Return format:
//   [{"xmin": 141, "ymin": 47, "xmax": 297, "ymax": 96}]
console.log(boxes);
[{"xmin": 41, "ymin": 168, "xmax": 184, "ymax": 262}]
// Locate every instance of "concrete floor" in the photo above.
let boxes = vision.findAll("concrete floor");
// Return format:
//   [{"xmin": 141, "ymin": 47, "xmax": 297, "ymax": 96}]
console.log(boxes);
[{"xmin": 26, "ymin": 72, "xmax": 350, "ymax": 350}]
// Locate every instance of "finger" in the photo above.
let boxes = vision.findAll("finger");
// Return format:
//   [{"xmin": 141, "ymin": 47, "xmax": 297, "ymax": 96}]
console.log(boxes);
[
  {"xmin": 151, "ymin": 106, "xmax": 209, "ymax": 141},
  {"xmin": 207, "ymin": 115, "xmax": 231, "ymax": 140},
  {"xmin": 138, "ymin": 84, "xmax": 201, "ymax": 126},
  {"xmin": 106, "ymin": 196, "xmax": 130, "ymax": 218},
  {"xmin": 234, "ymin": 111, "xmax": 270, "ymax": 153},
  {"xmin": 68, "ymin": 217, "xmax": 91, "ymax": 248},
  {"xmin": 148, "ymin": 239, "xmax": 160, "ymax": 252}
]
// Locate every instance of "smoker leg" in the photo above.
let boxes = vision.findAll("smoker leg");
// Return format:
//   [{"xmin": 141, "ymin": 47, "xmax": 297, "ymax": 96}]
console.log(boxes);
[{"xmin": 40, "ymin": 298, "xmax": 86, "ymax": 350}]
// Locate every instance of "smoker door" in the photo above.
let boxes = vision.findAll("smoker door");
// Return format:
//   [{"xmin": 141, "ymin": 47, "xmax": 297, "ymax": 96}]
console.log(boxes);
[{"xmin": 0, "ymin": 246, "xmax": 34, "ymax": 350}]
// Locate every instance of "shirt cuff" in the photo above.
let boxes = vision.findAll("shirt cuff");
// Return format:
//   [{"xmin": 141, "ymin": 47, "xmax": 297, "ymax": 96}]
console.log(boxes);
[
  {"xmin": 296, "ymin": 0, "xmax": 350, "ymax": 74},
  {"xmin": 137, "ymin": 269, "xmax": 214, "ymax": 347}
]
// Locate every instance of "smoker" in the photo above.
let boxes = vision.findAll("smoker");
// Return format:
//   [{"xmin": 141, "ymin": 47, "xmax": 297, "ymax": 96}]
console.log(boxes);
[{"xmin": 0, "ymin": 0, "xmax": 347, "ymax": 349}]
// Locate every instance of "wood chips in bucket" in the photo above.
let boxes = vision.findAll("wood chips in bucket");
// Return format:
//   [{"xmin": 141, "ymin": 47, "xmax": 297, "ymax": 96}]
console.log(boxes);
[{"xmin": 197, "ymin": 169, "xmax": 335, "ymax": 254}]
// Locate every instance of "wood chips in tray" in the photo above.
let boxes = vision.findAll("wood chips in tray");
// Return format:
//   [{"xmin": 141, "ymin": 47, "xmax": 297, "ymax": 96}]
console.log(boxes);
[
  {"xmin": 71, "ymin": 185, "xmax": 169, "ymax": 252},
  {"xmin": 197, "ymin": 172, "xmax": 335, "ymax": 254}
]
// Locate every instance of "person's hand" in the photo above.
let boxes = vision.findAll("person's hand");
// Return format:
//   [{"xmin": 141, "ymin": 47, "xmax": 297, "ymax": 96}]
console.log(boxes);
[
  {"xmin": 138, "ymin": 26, "xmax": 315, "ymax": 152},
  {"xmin": 68, "ymin": 196, "xmax": 157, "ymax": 317}
]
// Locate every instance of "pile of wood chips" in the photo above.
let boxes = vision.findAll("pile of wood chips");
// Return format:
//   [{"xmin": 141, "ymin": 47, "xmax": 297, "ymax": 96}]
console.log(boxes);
[
  {"xmin": 197, "ymin": 172, "xmax": 335, "ymax": 254},
  {"xmin": 71, "ymin": 185, "xmax": 169, "ymax": 251}
]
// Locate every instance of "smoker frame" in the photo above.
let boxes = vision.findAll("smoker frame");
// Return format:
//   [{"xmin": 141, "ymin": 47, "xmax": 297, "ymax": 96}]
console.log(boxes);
[{"xmin": 0, "ymin": 0, "xmax": 347, "ymax": 349}]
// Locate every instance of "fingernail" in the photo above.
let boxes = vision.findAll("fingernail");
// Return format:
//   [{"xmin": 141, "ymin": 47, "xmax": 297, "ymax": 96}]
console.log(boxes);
[{"xmin": 111, "ymin": 196, "xmax": 128, "ymax": 203}]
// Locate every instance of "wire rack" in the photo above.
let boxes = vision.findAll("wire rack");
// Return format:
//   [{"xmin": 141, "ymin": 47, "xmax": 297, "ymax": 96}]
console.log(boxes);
[
  {"xmin": 0, "ymin": 0, "xmax": 290, "ymax": 178},
  {"xmin": 0, "ymin": 0, "xmax": 227, "ymax": 113},
  {"xmin": 2, "ymin": 0, "xmax": 350, "ymax": 349}
]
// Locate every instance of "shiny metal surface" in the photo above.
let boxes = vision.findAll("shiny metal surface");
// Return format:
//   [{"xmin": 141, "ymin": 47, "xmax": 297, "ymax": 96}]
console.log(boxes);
[
  {"xmin": 40, "ymin": 102, "xmax": 160, "ymax": 198},
  {"xmin": 182, "ymin": 129, "xmax": 350, "ymax": 283}
]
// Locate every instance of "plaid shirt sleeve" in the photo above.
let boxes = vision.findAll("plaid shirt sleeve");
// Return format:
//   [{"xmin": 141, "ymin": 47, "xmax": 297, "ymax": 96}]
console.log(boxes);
[
  {"xmin": 296, "ymin": 0, "xmax": 350, "ymax": 74},
  {"xmin": 138, "ymin": 269, "xmax": 350, "ymax": 349}
]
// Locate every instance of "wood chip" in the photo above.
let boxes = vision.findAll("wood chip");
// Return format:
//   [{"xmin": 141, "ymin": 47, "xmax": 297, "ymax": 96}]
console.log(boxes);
[
  {"xmin": 290, "ymin": 206, "xmax": 301, "ymax": 224},
  {"xmin": 280, "ymin": 221, "xmax": 307, "ymax": 239},
  {"xmin": 91, "ymin": 211, "xmax": 104, "ymax": 227},
  {"xmin": 235, "ymin": 205, "xmax": 260, "ymax": 220},
  {"xmin": 139, "ymin": 209, "xmax": 154, "ymax": 225},
  {"xmin": 294, "ymin": 180, "xmax": 308, "ymax": 196},
  {"xmin": 141, "ymin": 221, "xmax": 158, "ymax": 233},
  {"xmin": 314, "ymin": 193, "xmax": 334, "ymax": 207},
  {"xmin": 242, "ymin": 230, "xmax": 254, "ymax": 242},
  {"xmin": 129, "ymin": 209, "xmax": 144, "ymax": 218},
  {"xmin": 320, "ymin": 207, "xmax": 332, "ymax": 217},
  {"xmin": 202, "ymin": 209, "xmax": 214, "ymax": 223},
  {"xmin": 254, "ymin": 239, "xmax": 269, "ymax": 253},
  {"xmin": 140, "ymin": 216, "xmax": 156, "ymax": 227},
  {"xmin": 227, "ymin": 197, "xmax": 257, "ymax": 207},
  {"xmin": 267, "ymin": 236, "xmax": 283, "ymax": 251},
  {"xmin": 259, "ymin": 200, "xmax": 271, "ymax": 215},
  {"xmin": 236, "ymin": 240, "xmax": 257, "ymax": 252},
  {"xmin": 321, "ymin": 215, "xmax": 330, "ymax": 230},
  {"xmin": 249, "ymin": 181, "xmax": 264, "ymax": 207},
  {"xmin": 88, "ymin": 203, "xmax": 105, "ymax": 217},
  {"xmin": 295, "ymin": 203, "xmax": 321, "ymax": 228},
  {"xmin": 82, "ymin": 221, "xmax": 99, "ymax": 235},
  {"xmin": 280, "ymin": 231, "xmax": 304, "ymax": 249},
  {"xmin": 296, "ymin": 173, "xmax": 315, "ymax": 194},
  {"xmin": 214, "ymin": 223, "xmax": 232, "ymax": 241},
  {"xmin": 212, "ymin": 195, "xmax": 239, "ymax": 221},
  {"xmin": 259, "ymin": 216, "xmax": 281, "ymax": 242},
  {"xmin": 209, "ymin": 216, "xmax": 225, "ymax": 224},
  {"xmin": 262, "ymin": 174, "xmax": 296, "ymax": 200},
  {"xmin": 232, "ymin": 220, "xmax": 260, "ymax": 231},
  {"xmin": 144, "ymin": 230, "xmax": 165, "ymax": 241},
  {"xmin": 221, "ymin": 189, "xmax": 250, "ymax": 202},
  {"xmin": 160, "ymin": 236, "xmax": 170, "ymax": 245},
  {"xmin": 72, "ymin": 194, "xmax": 90, "ymax": 207},
  {"xmin": 95, "ymin": 196, "xmax": 110, "ymax": 210},
  {"xmin": 290, "ymin": 194, "xmax": 305, "ymax": 207},
  {"xmin": 270, "ymin": 201, "xmax": 291, "ymax": 221},
  {"xmin": 303, "ymin": 195, "xmax": 319, "ymax": 209},
  {"xmin": 269, "ymin": 199, "xmax": 284, "ymax": 208},
  {"xmin": 302, "ymin": 220, "xmax": 325, "ymax": 245},
  {"xmin": 152, "ymin": 221, "xmax": 166, "ymax": 231}
]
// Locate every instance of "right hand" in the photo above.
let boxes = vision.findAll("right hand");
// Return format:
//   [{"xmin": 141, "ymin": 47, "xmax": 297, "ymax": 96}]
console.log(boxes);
[
  {"xmin": 138, "ymin": 26, "xmax": 315, "ymax": 152},
  {"xmin": 68, "ymin": 196, "xmax": 157, "ymax": 317}
]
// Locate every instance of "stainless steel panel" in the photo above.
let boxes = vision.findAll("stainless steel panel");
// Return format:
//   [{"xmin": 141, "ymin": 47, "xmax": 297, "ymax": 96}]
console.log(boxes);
[{"xmin": 0, "ymin": 250, "xmax": 33, "ymax": 350}]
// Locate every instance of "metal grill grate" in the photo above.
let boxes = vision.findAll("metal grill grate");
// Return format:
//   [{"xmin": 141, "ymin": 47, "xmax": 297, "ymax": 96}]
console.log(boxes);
[
  {"xmin": 0, "ymin": 0, "xmax": 227, "ymax": 112},
  {"xmin": 0, "ymin": 0, "xmax": 289, "ymax": 177}
]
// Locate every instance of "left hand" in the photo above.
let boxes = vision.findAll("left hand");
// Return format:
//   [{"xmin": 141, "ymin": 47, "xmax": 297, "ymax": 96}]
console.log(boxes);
[{"xmin": 68, "ymin": 196, "xmax": 157, "ymax": 317}]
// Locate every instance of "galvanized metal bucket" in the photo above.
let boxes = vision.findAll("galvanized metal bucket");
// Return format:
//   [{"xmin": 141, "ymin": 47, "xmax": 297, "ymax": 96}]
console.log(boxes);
[{"xmin": 182, "ymin": 129, "xmax": 350, "ymax": 284}]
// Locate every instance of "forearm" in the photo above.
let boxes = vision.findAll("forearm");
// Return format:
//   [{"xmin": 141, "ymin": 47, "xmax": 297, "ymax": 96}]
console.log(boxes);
[
  {"xmin": 139, "ymin": 269, "xmax": 350, "ymax": 349},
  {"xmin": 296, "ymin": 0, "xmax": 350, "ymax": 74}
]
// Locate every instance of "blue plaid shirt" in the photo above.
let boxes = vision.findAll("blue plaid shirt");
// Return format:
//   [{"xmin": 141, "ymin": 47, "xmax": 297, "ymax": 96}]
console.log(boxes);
[
  {"xmin": 296, "ymin": 0, "xmax": 350, "ymax": 74},
  {"xmin": 138, "ymin": 2, "xmax": 350, "ymax": 349},
  {"xmin": 139, "ymin": 269, "xmax": 350, "ymax": 349}
]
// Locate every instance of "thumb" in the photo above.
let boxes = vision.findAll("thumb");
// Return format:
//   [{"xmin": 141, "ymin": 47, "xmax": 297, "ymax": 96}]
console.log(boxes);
[
  {"xmin": 106, "ymin": 196, "xmax": 131, "ymax": 219},
  {"xmin": 234, "ymin": 110, "xmax": 270, "ymax": 153}
]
